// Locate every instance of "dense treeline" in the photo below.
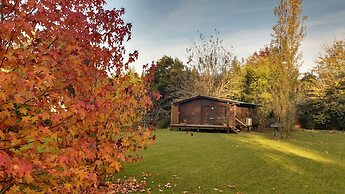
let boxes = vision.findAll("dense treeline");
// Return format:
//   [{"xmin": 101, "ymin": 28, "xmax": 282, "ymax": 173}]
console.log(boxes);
[
  {"xmin": 298, "ymin": 40, "xmax": 345, "ymax": 130},
  {"xmin": 149, "ymin": 37, "xmax": 344, "ymax": 131},
  {"xmin": 148, "ymin": 0, "xmax": 344, "ymax": 132},
  {"xmin": 147, "ymin": 1, "xmax": 344, "ymax": 131}
]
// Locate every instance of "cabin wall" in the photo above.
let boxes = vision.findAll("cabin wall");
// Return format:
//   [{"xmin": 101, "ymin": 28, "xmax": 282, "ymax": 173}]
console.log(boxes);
[
  {"xmin": 236, "ymin": 107, "xmax": 247, "ymax": 124},
  {"xmin": 171, "ymin": 97, "xmax": 258, "ymax": 130},
  {"xmin": 171, "ymin": 104, "xmax": 179, "ymax": 124},
  {"xmin": 252, "ymin": 107, "xmax": 259, "ymax": 126},
  {"xmin": 178, "ymin": 99, "xmax": 202, "ymax": 124},
  {"xmin": 177, "ymin": 99, "xmax": 230, "ymax": 126},
  {"xmin": 235, "ymin": 106, "xmax": 258, "ymax": 128},
  {"xmin": 228, "ymin": 104, "xmax": 236, "ymax": 127},
  {"xmin": 199, "ymin": 99, "xmax": 228, "ymax": 126}
]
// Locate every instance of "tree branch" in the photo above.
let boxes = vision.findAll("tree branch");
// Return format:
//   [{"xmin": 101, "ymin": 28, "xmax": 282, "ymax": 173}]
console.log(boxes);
[
  {"xmin": 4, "ymin": 31, "xmax": 14, "ymax": 53},
  {"xmin": 0, "ymin": 140, "xmax": 34, "ymax": 150},
  {"xmin": 0, "ymin": 31, "xmax": 15, "ymax": 68},
  {"xmin": 0, "ymin": 180, "xmax": 14, "ymax": 194},
  {"xmin": 0, "ymin": 0, "xmax": 4, "ymax": 22},
  {"xmin": 22, "ymin": 86, "xmax": 51, "ymax": 105},
  {"xmin": 46, "ymin": 37, "xmax": 58, "ymax": 49},
  {"xmin": 0, "ymin": 56, "xmax": 7, "ymax": 68},
  {"xmin": 3, "ymin": 0, "xmax": 18, "ymax": 20},
  {"xmin": 49, "ymin": 113, "xmax": 75, "ymax": 129}
]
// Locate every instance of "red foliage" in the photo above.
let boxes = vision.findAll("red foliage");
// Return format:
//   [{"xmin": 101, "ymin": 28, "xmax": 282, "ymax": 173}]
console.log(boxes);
[
  {"xmin": 0, "ymin": 0, "xmax": 154, "ymax": 192},
  {"xmin": 252, "ymin": 47, "xmax": 270, "ymax": 59}
]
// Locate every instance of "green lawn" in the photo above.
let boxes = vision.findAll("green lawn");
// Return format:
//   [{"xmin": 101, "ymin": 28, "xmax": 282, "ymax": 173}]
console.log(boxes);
[{"xmin": 114, "ymin": 129, "xmax": 345, "ymax": 193}]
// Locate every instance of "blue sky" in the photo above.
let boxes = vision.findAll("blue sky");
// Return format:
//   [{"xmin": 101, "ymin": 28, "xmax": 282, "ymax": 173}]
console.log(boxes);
[{"xmin": 106, "ymin": 0, "xmax": 345, "ymax": 73}]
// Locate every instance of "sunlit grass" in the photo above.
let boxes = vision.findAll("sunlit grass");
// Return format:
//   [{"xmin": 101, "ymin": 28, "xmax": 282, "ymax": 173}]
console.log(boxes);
[
  {"xmin": 233, "ymin": 133, "xmax": 334, "ymax": 164},
  {"xmin": 263, "ymin": 153, "xmax": 305, "ymax": 175},
  {"xmin": 114, "ymin": 129, "xmax": 345, "ymax": 193}
]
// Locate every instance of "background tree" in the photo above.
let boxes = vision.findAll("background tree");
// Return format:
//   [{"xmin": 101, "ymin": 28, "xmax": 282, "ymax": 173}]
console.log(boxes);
[
  {"xmin": 241, "ymin": 48, "xmax": 273, "ymax": 129},
  {"xmin": 314, "ymin": 39, "xmax": 345, "ymax": 130},
  {"xmin": 227, "ymin": 57, "xmax": 243, "ymax": 100},
  {"xmin": 185, "ymin": 31, "xmax": 235, "ymax": 98},
  {"xmin": 269, "ymin": 0, "xmax": 306, "ymax": 138},
  {"xmin": 0, "ymin": 0, "xmax": 154, "ymax": 192},
  {"xmin": 297, "ymin": 72, "xmax": 321, "ymax": 129},
  {"xmin": 298, "ymin": 39, "xmax": 345, "ymax": 130},
  {"xmin": 148, "ymin": 56, "xmax": 190, "ymax": 128}
]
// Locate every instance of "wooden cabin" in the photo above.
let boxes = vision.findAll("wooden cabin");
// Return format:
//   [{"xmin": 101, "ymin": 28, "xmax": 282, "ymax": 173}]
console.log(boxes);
[{"xmin": 170, "ymin": 95, "xmax": 259, "ymax": 132}]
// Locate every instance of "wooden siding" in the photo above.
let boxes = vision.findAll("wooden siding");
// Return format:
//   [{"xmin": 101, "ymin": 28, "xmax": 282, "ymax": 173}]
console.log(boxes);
[
  {"xmin": 228, "ymin": 104, "xmax": 236, "ymax": 127},
  {"xmin": 177, "ymin": 99, "xmax": 230, "ymax": 127},
  {"xmin": 171, "ymin": 104, "xmax": 179, "ymax": 124},
  {"xmin": 179, "ymin": 99, "xmax": 202, "ymax": 124},
  {"xmin": 171, "ymin": 95, "xmax": 258, "ymax": 131},
  {"xmin": 235, "ymin": 106, "xmax": 258, "ymax": 129},
  {"xmin": 200, "ymin": 99, "xmax": 228, "ymax": 126}
]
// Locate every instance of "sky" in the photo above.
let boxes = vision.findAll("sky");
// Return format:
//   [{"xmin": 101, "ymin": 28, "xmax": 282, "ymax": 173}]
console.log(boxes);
[{"xmin": 106, "ymin": 0, "xmax": 345, "ymax": 73}]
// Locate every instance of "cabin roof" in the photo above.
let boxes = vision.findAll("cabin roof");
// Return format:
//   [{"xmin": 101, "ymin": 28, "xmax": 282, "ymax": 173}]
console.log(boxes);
[{"xmin": 172, "ymin": 95, "xmax": 258, "ymax": 107}]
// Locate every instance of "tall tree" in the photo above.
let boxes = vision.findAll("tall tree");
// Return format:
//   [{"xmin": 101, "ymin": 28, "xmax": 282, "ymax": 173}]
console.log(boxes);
[
  {"xmin": 0, "ymin": 0, "xmax": 154, "ymax": 192},
  {"xmin": 314, "ymin": 39, "xmax": 345, "ymax": 130},
  {"xmin": 269, "ymin": 0, "xmax": 306, "ymax": 137},
  {"xmin": 185, "ymin": 31, "xmax": 235, "ymax": 98}
]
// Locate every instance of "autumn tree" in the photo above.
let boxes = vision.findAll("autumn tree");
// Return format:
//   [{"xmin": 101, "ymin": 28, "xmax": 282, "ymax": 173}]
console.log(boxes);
[
  {"xmin": 227, "ymin": 57, "xmax": 243, "ymax": 100},
  {"xmin": 313, "ymin": 39, "xmax": 345, "ymax": 130},
  {"xmin": 269, "ymin": 0, "xmax": 306, "ymax": 137},
  {"xmin": 241, "ymin": 48, "xmax": 273, "ymax": 128},
  {"xmin": 185, "ymin": 31, "xmax": 235, "ymax": 98},
  {"xmin": 298, "ymin": 39, "xmax": 345, "ymax": 130},
  {"xmin": 0, "ymin": 0, "xmax": 154, "ymax": 193},
  {"xmin": 297, "ymin": 72, "xmax": 320, "ymax": 129}
]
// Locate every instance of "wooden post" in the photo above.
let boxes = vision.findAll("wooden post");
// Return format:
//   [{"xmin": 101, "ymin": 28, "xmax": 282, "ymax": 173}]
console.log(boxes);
[{"xmin": 234, "ymin": 105, "xmax": 237, "ymax": 128}]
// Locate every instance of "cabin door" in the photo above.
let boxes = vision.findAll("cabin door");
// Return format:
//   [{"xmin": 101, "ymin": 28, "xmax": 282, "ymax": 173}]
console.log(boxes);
[{"xmin": 202, "ymin": 106, "xmax": 226, "ymax": 126}]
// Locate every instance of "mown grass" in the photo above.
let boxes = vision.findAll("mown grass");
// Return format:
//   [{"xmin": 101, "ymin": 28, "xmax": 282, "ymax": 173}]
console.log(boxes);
[{"xmin": 114, "ymin": 129, "xmax": 345, "ymax": 193}]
